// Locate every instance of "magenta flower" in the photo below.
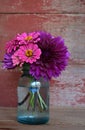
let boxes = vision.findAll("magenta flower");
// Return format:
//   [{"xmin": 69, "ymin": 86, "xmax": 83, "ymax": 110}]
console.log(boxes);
[
  {"xmin": 12, "ymin": 52, "xmax": 23, "ymax": 67},
  {"xmin": 6, "ymin": 38, "xmax": 19, "ymax": 53},
  {"xmin": 27, "ymin": 32, "xmax": 40, "ymax": 43},
  {"xmin": 12, "ymin": 43, "xmax": 41, "ymax": 64},
  {"xmin": 16, "ymin": 32, "xmax": 40, "ymax": 44},
  {"xmin": 16, "ymin": 32, "xmax": 28, "ymax": 45},
  {"xmin": 29, "ymin": 32, "xmax": 70, "ymax": 80},
  {"xmin": 6, "ymin": 32, "xmax": 41, "ymax": 54},
  {"xmin": 17, "ymin": 32, "xmax": 27, "ymax": 41}
]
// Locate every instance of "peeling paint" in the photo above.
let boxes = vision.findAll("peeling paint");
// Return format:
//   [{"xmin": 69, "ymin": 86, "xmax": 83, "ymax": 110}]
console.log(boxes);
[{"xmin": 80, "ymin": 0, "xmax": 85, "ymax": 5}]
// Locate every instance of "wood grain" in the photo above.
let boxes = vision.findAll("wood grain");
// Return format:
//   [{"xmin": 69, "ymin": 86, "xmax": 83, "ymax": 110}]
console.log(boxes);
[
  {"xmin": 0, "ymin": 14, "xmax": 85, "ymax": 61},
  {"xmin": 0, "ymin": 107, "xmax": 85, "ymax": 130},
  {"xmin": 50, "ymin": 64, "xmax": 85, "ymax": 107},
  {"xmin": 0, "ymin": 66, "xmax": 21, "ymax": 107},
  {"xmin": 0, "ymin": 0, "xmax": 85, "ymax": 13}
]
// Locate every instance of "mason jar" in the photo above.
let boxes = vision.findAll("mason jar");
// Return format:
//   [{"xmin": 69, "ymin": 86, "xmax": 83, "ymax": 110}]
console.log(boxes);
[{"xmin": 17, "ymin": 71, "xmax": 49, "ymax": 124}]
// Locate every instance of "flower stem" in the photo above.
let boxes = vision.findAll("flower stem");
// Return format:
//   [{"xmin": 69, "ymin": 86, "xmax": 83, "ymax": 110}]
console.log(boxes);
[{"xmin": 28, "ymin": 88, "xmax": 47, "ymax": 111}]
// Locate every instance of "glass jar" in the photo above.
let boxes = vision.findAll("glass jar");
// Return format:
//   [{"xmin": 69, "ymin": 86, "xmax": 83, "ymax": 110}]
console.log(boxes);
[{"xmin": 17, "ymin": 72, "xmax": 49, "ymax": 125}]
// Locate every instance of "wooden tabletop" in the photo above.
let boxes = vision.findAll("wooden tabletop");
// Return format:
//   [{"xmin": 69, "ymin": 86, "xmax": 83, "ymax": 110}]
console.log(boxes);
[{"xmin": 0, "ymin": 107, "xmax": 85, "ymax": 130}]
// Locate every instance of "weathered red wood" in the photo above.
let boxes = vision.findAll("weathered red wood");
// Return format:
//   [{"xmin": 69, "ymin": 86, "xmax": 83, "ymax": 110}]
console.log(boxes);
[
  {"xmin": 0, "ymin": 0, "xmax": 85, "ymax": 13},
  {"xmin": 0, "ymin": 107, "xmax": 85, "ymax": 129},
  {"xmin": 0, "ymin": 67, "xmax": 21, "ymax": 107},
  {"xmin": 0, "ymin": 14, "xmax": 85, "ymax": 62},
  {"xmin": 50, "ymin": 64, "xmax": 85, "ymax": 107}
]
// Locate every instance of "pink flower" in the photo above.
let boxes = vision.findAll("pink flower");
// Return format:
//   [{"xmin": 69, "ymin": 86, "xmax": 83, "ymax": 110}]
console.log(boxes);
[
  {"xmin": 27, "ymin": 32, "xmax": 40, "ymax": 43},
  {"xmin": 12, "ymin": 43, "xmax": 41, "ymax": 65},
  {"xmin": 12, "ymin": 52, "xmax": 23, "ymax": 67},
  {"xmin": 17, "ymin": 32, "xmax": 40, "ymax": 44},
  {"xmin": 16, "ymin": 32, "xmax": 28, "ymax": 45},
  {"xmin": 6, "ymin": 39, "xmax": 19, "ymax": 53},
  {"xmin": 6, "ymin": 32, "xmax": 41, "ymax": 54},
  {"xmin": 17, "ymin": 32, "xmax": 27, "ymax": 40}
]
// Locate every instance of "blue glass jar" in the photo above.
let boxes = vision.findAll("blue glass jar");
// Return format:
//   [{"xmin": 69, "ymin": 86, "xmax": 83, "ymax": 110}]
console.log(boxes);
[{"xmin": 17, "ymin": 72, "xmax": 49, "ymax": 125}]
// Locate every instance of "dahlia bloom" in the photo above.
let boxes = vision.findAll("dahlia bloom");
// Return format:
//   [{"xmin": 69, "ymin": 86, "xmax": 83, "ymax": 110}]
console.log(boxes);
[{"xmin": 29, "ymin": 32, "xmax": 70, "ymax": 80}]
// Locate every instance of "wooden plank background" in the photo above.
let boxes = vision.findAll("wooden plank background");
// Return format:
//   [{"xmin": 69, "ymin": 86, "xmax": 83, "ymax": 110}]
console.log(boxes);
[{"xmin": 0, "ymin": 0, "xmax": 85, "ymax": 107}]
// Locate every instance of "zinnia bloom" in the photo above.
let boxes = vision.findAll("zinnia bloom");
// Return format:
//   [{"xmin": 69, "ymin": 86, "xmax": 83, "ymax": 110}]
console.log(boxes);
[
  {"xmin": 16, "ymin": 32, "xmax": 28, "ymax": 45},
  {"xmin": 30, "ymin": 32, "xmax": 70, "ymax": 80},
  {"xmin": 12, "ymin": 53, "xmax": 23, "ymax": 67},
  {"xmin": 3, "ymin": 52, "xmax": 14, "ymax": 69},
  {"xmin": 16, "ymin": 32, "xmax": 40, "ymax": 44},
  {"xmin": 27, "ymin": 32, "xmax": 40, "ymax": 43},
  {"xmin": 6, "ymin": 38, "xmax": 19, "ymax": 53},
  {"xmin": 12, "ymin": 43, "xmax": 41, "ymax": 64}
]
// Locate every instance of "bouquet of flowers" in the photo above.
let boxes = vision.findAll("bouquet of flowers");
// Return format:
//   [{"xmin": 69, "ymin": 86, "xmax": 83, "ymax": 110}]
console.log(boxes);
[{"xmin": 3, "ymin": 31, "xmax": 70, "ymax": 111}]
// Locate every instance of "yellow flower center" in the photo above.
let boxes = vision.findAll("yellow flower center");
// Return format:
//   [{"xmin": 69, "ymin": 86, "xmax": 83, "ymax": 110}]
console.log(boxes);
[
  {"xmin": 25, "ymin": 36, "xmax": 33, "ymax": 41},
  {"xmin": 25, "ymin": 49, "xmax": 33, "ymax": 57}
]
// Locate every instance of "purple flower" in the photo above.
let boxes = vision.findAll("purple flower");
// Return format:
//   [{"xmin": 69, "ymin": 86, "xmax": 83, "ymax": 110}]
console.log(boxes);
[
  {"xmin": 3, "ymin": 52, "xmax": 14, "ymax": 69},
  {"xmin": 29, "ymin": 32, "xmax": 70, "ymax": 80}
]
